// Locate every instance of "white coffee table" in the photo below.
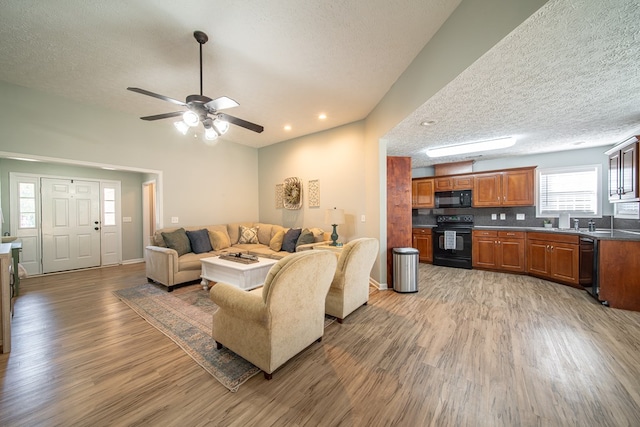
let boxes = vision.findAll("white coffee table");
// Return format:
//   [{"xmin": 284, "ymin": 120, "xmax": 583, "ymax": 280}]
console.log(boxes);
[{"xmin": 200, "ymin": 256, "xmax": 278, "ymax": 291}]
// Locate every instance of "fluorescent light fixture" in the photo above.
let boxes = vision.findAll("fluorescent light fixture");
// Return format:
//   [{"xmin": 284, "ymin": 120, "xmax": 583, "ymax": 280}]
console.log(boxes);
[
  {"xmin": 182, "ymin": 111, "xmax": 199, "ymax": 127},
  {"xmin": 426, "ymin": 137, "xmax": 516, "ymax": 158},
  {"xmin": 174, "ymin": 121, "xmax": 189, "ymax": 135},
  {"xmin": 7, "ymin": 157, "xmax": 40, "ymax": 162}
]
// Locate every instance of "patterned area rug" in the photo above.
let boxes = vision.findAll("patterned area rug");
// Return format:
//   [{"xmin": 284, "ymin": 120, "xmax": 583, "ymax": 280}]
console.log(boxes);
[{"xmin": 113, "ymin": 283, "xmax": 335, "ymax": 392}]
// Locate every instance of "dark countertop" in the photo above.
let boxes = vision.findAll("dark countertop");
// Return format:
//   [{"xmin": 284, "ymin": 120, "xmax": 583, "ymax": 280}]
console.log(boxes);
[
  {"xmin": 412, "ymin": 224, "xmax": 640, "ymax": 241},
  {"xmin": 472, "ymin": 225, "xmax": 640, "ymax": 241}
]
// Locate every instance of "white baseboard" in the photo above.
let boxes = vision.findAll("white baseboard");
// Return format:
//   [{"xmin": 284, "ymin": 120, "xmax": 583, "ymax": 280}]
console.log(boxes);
[
  {"xmin": 369, "ymin": 277, "xmax": 388, "ymax": 290},
  {"xmin": 122, "ymin": 258, "xmax": 145, "ymax": 265}
]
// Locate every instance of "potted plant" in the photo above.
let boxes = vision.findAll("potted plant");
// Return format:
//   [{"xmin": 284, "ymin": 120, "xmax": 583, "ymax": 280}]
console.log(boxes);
[{"xmin": 543, "ymin": 219, "xmax": 553, "ymax": 228}]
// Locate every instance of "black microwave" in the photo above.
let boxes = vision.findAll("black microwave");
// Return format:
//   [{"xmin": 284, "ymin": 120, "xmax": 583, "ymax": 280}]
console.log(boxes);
[{"xmin": 435, "ymin": 190, "xmax": 472, "ymax": 208}]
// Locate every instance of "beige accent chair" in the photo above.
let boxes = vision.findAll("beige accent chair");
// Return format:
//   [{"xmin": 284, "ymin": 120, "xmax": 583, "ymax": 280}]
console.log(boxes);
[
  {"xmin": 210, "ymin": 250, "xmax": 337, "ymax": 379},
  {"xmin": 325, "ymin": 238, "xmax": 379, "ymax": 323}
]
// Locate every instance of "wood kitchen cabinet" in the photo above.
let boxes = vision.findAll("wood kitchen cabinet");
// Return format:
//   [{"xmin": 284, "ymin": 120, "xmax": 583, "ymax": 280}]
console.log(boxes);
[
  {"xmin": 412, "ymin": 228, "xmax": 432, "ymax": 263},
  {"xmin": 526, "ymin": 232, "xmax": 580, "ymax": 287},
  {"xmin": 598, "ymin": 240, "xmax": 640, "ymax": 311},
  {"xmin": 412, "ymin": 178, "xmax": 434, "ymax": 208},
  {"xmin": 473, "ymin": 167, "xmax": 535, "ymax": 207},
  {"xmin": 606, "ymin": 136, "xmax": 638, "ymax": 202},
  {"xmin": 433, "ymin": 175, "xmax": 474, "ymax": 191},
  {"xmin": 472, "ymin": 230, "xmax": 526, "ymax": 273}
]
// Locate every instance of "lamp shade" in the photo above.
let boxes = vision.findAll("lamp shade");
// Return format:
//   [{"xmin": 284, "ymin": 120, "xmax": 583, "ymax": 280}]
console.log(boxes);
[{"xmin": 325, "ymin": 208, "xmax": 345, "ymax": 225}]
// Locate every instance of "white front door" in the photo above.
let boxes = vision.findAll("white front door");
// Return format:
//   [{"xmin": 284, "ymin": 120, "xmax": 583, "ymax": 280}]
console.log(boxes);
[{"xmin": 41, "ymin": 178, "xmax": 101, "ymax": 273}]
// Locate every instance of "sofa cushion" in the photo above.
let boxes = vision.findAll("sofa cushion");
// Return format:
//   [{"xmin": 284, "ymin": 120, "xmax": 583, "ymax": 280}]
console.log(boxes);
[
  {"xmin": 161, "ymin": 228, "xmax": 192, "ymax": 256},
  {"xmin": 238, "ymin": 225, "xmax": 259, "ymax": 244},
  {"xmin": 269, "ymin": 229, "xmax": 285, "ymax": 251},
  {"xmin": 282, "ymin": 228, "xmax": 302, "ymax": 253},
  {"xmin": 186, "ymin": 229, "xmax": 213, "ymax": 254},
  {"xmin": 178, "ymin": 252, "xmax": 212, "ymax": 271},
  {"xmin": 309, "ymin": 227, "xmax": 326, "ymax": 242},
  {"xmin": 296, "ymin": 228, "xmax": 315, "ymax": 248},
  {"xmin": 209, "ymin": 230, "xmax": 231, "ymax": 250},
  {"xmin": 256, "ymin": 223, "xmax": 273, "ymax": 245}
]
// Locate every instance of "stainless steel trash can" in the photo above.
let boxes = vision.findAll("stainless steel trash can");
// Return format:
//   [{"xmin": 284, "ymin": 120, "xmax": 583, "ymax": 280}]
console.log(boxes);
[{"xmin": 392, "ymin": 247, "xmax": 418, "ymax": 293}]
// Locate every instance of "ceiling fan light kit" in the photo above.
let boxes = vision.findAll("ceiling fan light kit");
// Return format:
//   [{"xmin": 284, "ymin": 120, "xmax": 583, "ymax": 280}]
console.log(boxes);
[{"xmin": 127, "ymin": 30, "xmax": 264, "ymax": 144}]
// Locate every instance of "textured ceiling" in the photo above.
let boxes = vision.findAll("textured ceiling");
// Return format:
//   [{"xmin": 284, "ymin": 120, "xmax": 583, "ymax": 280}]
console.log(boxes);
[
  {"xmin": 386, "ymin": 0, "xmax": 640, "ymax": 167},
  {"xmin": 0, "ymin": 0, "xmax": 460, "ymax": 148}
]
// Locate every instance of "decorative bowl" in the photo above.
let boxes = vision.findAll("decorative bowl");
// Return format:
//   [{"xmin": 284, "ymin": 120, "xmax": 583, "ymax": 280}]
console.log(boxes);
[{"xmin": 2, "ymin": 236, "xmax": 17, "ymax": 243}]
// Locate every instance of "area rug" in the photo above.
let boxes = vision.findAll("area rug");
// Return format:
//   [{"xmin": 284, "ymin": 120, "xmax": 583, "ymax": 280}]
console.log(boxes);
[{"xmin": 113, "ymin": 283, "xmax": 335, "ymax": 392}]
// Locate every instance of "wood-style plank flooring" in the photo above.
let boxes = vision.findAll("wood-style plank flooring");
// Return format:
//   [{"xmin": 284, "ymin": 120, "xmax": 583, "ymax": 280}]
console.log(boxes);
[{"xmin": 1, "ymin": 263, "xmax": 640, "ymax": 426}]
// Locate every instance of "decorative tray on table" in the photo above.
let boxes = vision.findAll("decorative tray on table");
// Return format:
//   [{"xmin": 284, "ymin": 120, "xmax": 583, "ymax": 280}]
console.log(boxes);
[{"xmin": 219, "ymin": 253, "xmax": 260, "ymax": 264}]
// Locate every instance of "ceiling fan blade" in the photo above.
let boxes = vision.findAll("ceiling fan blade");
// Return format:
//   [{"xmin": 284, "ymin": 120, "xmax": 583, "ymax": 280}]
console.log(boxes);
[
  {"xmin": 140, "ymin": 111, "xmax": 184, "ymax": 121},
  {"xmin": 218, "ymin": 113, "xmax": 264, "ymax": 133},
  {"xmin": 205, "ymin": 96, "xmax": 239, "ymax": 112},
  {"xmin": 127, "ymin": 87, "xmax": 187, "ymax": 107}
]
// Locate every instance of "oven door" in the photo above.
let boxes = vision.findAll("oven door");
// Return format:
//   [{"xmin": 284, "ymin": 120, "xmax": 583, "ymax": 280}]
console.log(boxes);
[{"xmin": 432, "ymin": 227, "xmax": 472, "ymax": 269}]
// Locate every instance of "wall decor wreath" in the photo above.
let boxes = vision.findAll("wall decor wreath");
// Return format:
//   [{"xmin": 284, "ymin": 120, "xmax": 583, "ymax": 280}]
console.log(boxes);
[{"xmin": 283, "ymin": 177, "xmax": 303, "ymax": 210}]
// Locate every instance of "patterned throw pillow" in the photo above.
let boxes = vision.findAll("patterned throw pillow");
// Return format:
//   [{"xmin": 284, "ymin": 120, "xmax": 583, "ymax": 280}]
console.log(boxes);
[
  {"xmin": 186, "ymin": 229, "xmax": 213, "ymax": 254},
  {"xmin": 161, "ymin": 228, "xmax": 192, "ymax": 256},
  {"xmin": 238, "ymin": 226, "xmax": 259, "ymax": 244}
]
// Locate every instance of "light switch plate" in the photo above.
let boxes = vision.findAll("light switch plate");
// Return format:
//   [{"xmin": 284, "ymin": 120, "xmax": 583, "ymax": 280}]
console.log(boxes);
[
  {"xmin": 516, "ymin": 213, "xmax": 525, "ymax": 220},
  {"xmin": 171, "ymin": 217, "xmax": 179, "ymax": 224},
  {"xmin": 122, "ymin": 216, "xmax": 132, "ymax": 223},
  {"xmin": 500, "ymin": 213, "xmax": 506, "ymax": 220},
  {"xmin": 361, "ymin": 215, "xmax": 366, "ymax": 222}
]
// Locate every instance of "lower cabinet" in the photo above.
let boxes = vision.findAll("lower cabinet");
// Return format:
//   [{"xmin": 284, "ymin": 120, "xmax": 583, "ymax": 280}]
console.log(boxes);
[
  {"xmin": 472, "ymin": 230, "xmax": 525, "ymax": 273},
  {"xmin": 412, "ymin": 228, "xmax": 432, "ymax": 263},
  {"xmin": 598, "ymin": 240, "xmax": 640, "ymax": 311},
  {"xmin": 526, "ymin": 232, "xmax": 580, "ymax": 287}
]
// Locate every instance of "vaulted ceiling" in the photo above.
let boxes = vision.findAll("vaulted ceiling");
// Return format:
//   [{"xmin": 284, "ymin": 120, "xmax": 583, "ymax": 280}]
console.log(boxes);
[{"xmin": 1, "ymin": 1, "xmax": 638, "ymax": 167}]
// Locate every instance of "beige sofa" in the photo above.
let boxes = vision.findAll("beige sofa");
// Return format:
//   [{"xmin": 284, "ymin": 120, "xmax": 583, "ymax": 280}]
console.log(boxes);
[{"xmin": 145, "ymin": 222, "xmax": 329, "ymax": 291}]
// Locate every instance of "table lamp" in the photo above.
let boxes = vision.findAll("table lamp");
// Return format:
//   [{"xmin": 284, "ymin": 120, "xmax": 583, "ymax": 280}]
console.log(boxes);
[{"xmin": 325, "ymin": 207, "xmax": 345, "ymax": 246}]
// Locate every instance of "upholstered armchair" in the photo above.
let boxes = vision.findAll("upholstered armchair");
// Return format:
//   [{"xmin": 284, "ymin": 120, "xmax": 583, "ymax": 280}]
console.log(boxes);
[
  {"xmin": 325, "ymin": 237, "xmax": 379, "ymax": 323},
  {"xmin": 210, "ymin": 250, "xmax": 337, "ymax": 379}
]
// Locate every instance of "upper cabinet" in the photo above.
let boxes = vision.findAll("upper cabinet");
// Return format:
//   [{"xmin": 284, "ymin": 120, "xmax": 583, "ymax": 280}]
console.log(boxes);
[
  {"xmin": 606, "ymin": 136, "xmax": 639, "ymax": 202},
  {"xmin": 433, "ymin": 175, "xmax": 474, "ymax": 192},
  {"xmin": 473, "ymin": 167, "xmax": 535, "ymax": 207},
  {"xmin": 412, "ymin": 178, "xmax": 434, "ymax": 208}
]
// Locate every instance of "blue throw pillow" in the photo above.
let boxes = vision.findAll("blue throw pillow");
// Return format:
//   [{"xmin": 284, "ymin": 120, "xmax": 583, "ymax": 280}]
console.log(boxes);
[
  {"xmin": 186, "ymin": 229, "xmax": 213, "ymax": 254},
  {"xmin": 282, "ymin": 228, "xmax": 302, "ymax": 253}
]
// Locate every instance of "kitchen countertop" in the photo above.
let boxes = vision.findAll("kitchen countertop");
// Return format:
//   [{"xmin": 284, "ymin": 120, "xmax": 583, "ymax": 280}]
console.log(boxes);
[
  {"xmin": 473, "ymin": 226, "xmax": 640, "ymax": 241},
  {"xmin": 412, "ymin": 224, "xmax": 640, "ymax": 241}
]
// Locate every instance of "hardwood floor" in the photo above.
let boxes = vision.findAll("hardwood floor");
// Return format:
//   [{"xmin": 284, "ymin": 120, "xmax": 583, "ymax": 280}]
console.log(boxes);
[{"xmin": 1, "ymin": 263, "xmax": 640, "ymax": 426}]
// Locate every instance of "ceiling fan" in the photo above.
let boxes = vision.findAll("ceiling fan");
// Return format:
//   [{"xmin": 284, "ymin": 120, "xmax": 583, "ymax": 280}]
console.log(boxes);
[{"xmin": 127, "ymin": 30, "xmax": 263, "ymax": 141}]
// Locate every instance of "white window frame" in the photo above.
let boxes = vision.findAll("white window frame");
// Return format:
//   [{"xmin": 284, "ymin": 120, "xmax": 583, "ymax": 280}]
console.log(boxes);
[{"xmin": 536, "ymin": 164, "xmax": 602, "ymax": 218}]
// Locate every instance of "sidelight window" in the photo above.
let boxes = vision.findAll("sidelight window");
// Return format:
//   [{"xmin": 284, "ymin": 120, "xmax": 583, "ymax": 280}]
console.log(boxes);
[
  {"xmin": 18, "ymin": 182, "xmax": 37, "ymax": 228},
  {"xmin": 537, "ymin": 165, "xmax": 601, "ymax": 218}
]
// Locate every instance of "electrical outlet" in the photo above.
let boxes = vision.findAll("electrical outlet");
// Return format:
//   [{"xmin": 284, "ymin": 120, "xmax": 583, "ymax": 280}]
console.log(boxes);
[
  {"xmin": 500, "ymin": 213, "xmax": 506, "ymax": 220},
  {"xmin": 171, "ymin": 217, "xmax": 179, "ymax": 224},
  {"xmin": 516, "ymin": 213, "xmax": 525, "ymax": 220},
  {"xmin": 491, "ymin": 214, "xmax": 497, "ymax": 220}
]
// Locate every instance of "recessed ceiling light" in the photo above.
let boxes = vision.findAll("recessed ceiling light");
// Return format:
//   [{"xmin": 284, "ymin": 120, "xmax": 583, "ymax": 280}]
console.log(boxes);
[
  {"xmin": 420, "ymin": 120, "xmax": 436, "ymax": 126},
  {"xmin": 318, "ymin": 113, "xmax": 327, "ymax": 120},
  {"xmin": 284, "ymin": 125, "xmax": 292, "ymax": 131},
  {"xmin": 426, "ymin": 137, "xmax": 516, "ymax": 158}
]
